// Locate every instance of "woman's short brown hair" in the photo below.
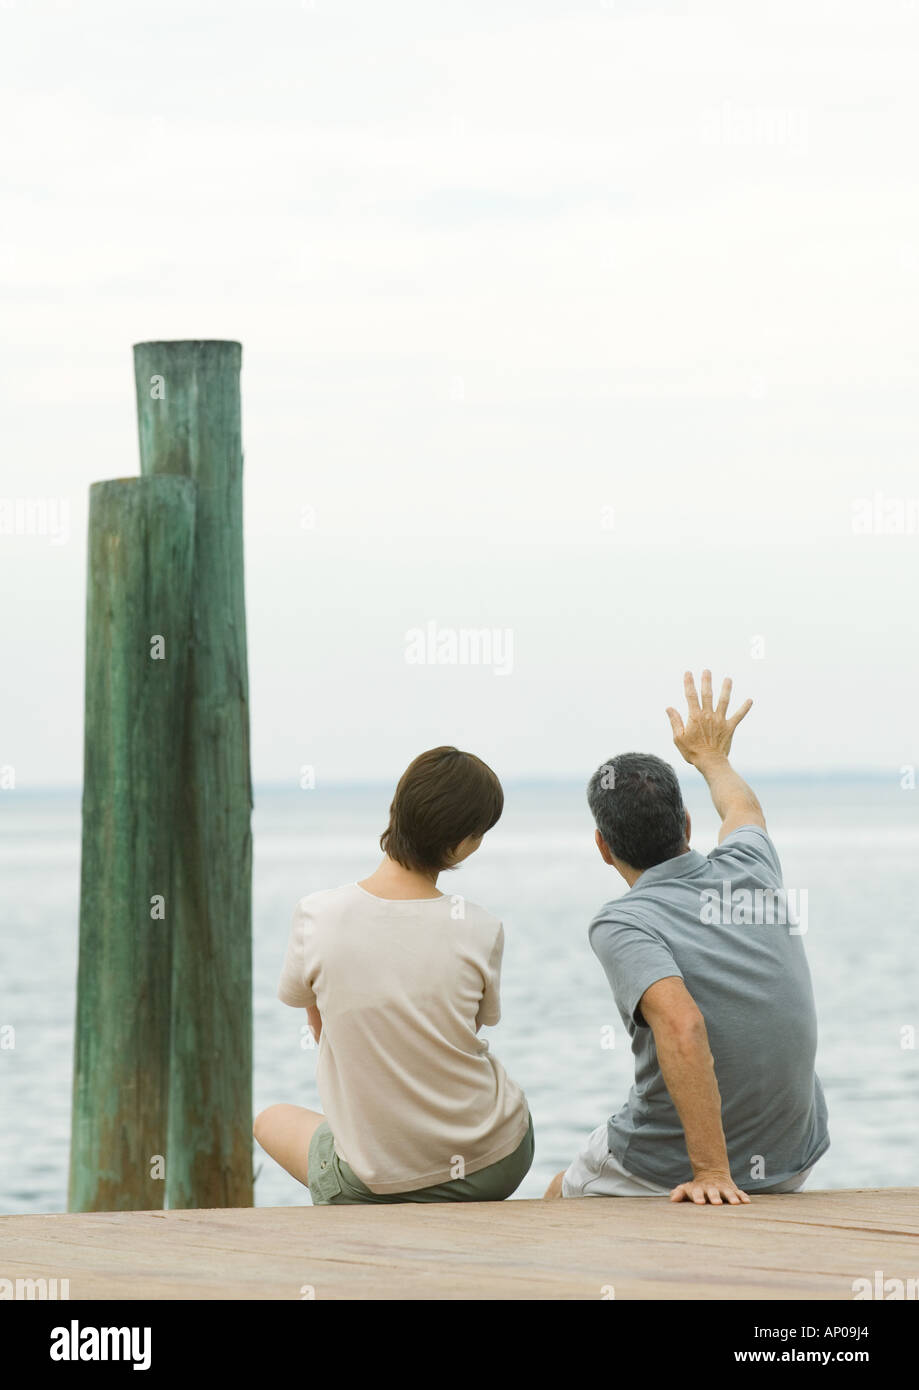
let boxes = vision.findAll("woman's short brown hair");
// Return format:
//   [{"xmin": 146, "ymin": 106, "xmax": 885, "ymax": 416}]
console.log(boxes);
[{"xmin": 380, "ymin": 746, "xmax": 503, "ymax": 873}]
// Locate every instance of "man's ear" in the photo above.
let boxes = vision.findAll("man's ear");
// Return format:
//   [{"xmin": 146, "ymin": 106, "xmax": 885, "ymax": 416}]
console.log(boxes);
[
  {"xmin": 595, "ymin": 828, "xmax": 615, "ymax": 865},
  {"xmin": 684, "ymin": 808, "xmax": 692, "ymax": 846}
]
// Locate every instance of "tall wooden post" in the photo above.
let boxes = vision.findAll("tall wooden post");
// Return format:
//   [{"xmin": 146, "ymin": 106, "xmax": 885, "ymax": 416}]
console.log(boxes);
[
  {"xmin": 133, "ymin": 341, "xmax": 254, "ymax": 1209},
  {"xmin": 69, "ymin": 476, "xmax": 196, "ymax": 1211}
]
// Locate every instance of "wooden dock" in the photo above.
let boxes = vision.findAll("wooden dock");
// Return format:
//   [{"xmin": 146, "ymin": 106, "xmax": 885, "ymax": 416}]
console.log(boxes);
[{"xmin": 1, "ymin": 1188, "xmax": 915, "ymax": 1299}]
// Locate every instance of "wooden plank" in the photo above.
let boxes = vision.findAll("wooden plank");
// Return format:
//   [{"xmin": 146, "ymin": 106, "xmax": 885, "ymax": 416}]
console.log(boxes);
[
  {"xmin": 133, "ymin": 341, "xmax": 253, "ymax": 1211},
  {"xmin": 69, "ymin": 477, "xmax": 196, "ymax": 1213},
  {"xmin": 6, "ymin": 1190, "xmax": 916, "ymax": 1300}
]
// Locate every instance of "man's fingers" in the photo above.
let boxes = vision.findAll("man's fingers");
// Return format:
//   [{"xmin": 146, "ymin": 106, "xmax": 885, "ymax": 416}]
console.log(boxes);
[
  {"xmin": 665, "ymin": 707, "xmax": 685, "ymax": 739},
  {"xmin": 716, "ymin": 676, "xmax": 732, "ymax": 717},
  {"xmin": 727, "ymin": 697, "xmax": 753, "ymax": 731},
  {"xmin": 683, "ymin": 670, "xmax": 701, "ymax": 714},
  {"xmin": 700, "ymin": 669, "xmax": 713, "ymax": 710},
  {"xmin": 670, "ymin": 1180, "xmax": 751, "ymax": 1206}
]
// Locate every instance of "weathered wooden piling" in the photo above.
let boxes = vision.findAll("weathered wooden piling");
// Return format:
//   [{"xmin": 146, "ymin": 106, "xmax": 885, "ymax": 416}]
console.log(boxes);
[
  {"xmin": 69, "ymin": 476, "xmax": 196, "ymax": 1212},
  {"xmin": 133, "ymin": 341, "xmax": 254, "ymax": 1209}
]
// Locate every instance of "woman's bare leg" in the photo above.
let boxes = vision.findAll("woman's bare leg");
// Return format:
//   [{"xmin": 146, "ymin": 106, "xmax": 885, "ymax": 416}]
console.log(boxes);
[{"xmin": 253, "ymin": 1104, "xmax": 326, "ymax": 1188}]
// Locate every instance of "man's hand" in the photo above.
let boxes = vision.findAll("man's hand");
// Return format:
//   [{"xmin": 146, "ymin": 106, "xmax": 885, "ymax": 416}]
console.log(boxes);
[
  {"xmin": 670, "ymin": 1170, "xmax": 752, "ymax": 1205},
  {"xmin": 665, "ymin": 669, "xmax": 764, "ymax": 842},
  {"xmin": 666, "ymin": 670, "xmax": 752, "ymax": 769}
]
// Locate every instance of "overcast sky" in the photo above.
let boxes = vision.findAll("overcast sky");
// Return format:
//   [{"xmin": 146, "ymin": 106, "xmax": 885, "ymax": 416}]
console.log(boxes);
[{"xmin": 2, "ymin": 0, "xmax": 918, "ymax": 787}]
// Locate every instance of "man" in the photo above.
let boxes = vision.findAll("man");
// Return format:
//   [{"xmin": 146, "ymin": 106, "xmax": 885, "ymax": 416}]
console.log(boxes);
[{"xmin": 546, "ymin": 670, "xmax": 829, "ymax": 1205}]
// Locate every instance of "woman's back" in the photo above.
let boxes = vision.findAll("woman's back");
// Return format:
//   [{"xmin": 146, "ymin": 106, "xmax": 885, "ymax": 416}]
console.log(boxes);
[{"xmin": 278, "ymin": 882, "xmax": 529, "ymax": 1195}]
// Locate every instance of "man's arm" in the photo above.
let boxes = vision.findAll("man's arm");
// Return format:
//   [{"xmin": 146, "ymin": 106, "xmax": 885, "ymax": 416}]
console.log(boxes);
[
  {"xmin": 306, "ymin": 1005, "xmax": 322, "ymax": 1044},
  {"xmin": 666, "ymin": 669, "xmax": 765, "ymax": 843},
  {"xmin": 639, "ymin": 976, "xmax": 751, "ymax": 1205},
  {"xmin": 696, "ymin": 753, "xmax": 765, "ymax": 843}
]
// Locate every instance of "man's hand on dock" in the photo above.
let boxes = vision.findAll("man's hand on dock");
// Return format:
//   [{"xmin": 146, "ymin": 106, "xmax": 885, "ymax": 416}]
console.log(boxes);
[{"xmin": 669, "ymin": 1169, "xmax": 752, "ymax": 1205}]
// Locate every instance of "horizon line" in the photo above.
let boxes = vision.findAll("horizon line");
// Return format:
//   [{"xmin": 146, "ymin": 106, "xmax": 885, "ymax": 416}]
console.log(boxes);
[{"xmin": 5, "ymin": 768, "xmax": 905, "ymax": 795}]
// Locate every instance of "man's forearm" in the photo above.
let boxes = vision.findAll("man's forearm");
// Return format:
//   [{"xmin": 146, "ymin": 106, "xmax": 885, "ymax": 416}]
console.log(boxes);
[
  {"xmin": 654, "ymin": 1020, "xmax": 732, "ymax": 1175},
  {"xmin": 695, "ymin": 752, "xmax": 763, "ymax": 828}
]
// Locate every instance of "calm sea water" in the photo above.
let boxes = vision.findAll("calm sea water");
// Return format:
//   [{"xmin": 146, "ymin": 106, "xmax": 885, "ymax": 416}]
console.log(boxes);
[{"xmin": 1, "ymin": 776, "xmax": 917, "ymax": 1212}]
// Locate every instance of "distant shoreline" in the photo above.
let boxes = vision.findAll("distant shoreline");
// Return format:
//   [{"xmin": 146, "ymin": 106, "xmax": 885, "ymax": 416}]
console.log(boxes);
[{"xmin": 4, "ymin": 769, "xmax": 902, "ymax": 797}]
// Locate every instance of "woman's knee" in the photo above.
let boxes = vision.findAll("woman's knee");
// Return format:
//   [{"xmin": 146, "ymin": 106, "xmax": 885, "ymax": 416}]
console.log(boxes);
[{"xmin": 253, "ymin": 1104, "xmax": 284, "ymax": 1144}]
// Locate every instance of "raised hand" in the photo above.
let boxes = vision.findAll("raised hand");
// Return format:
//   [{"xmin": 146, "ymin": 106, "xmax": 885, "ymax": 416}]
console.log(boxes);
[{"xmin": 665, "ymin": 670, "xmax": 752, "ymax": 768}]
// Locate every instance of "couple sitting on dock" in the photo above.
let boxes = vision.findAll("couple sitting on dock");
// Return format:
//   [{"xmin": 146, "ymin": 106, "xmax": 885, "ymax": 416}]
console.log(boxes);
[{"xmin": 254, "ymin": 671, "xmax": 829, "ymax": 1207}]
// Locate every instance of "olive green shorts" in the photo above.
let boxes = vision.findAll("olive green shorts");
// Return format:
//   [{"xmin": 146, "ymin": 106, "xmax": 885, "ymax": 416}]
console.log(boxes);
[{"xmin": 308, "ymin": 1112, "xmax": 534, "ymax": 1205}]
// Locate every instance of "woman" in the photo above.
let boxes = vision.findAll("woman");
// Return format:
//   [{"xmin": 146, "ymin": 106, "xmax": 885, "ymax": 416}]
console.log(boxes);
[{"xmin": 254, "ymin": 746, "xmax": 533, "ymax": 1204}]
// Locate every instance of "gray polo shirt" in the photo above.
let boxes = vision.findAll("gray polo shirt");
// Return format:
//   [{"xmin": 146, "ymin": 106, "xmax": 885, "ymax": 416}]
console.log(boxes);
[{"xmin": 589, "ymin": 824, "xmax": 829, "ymax": 1191}]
